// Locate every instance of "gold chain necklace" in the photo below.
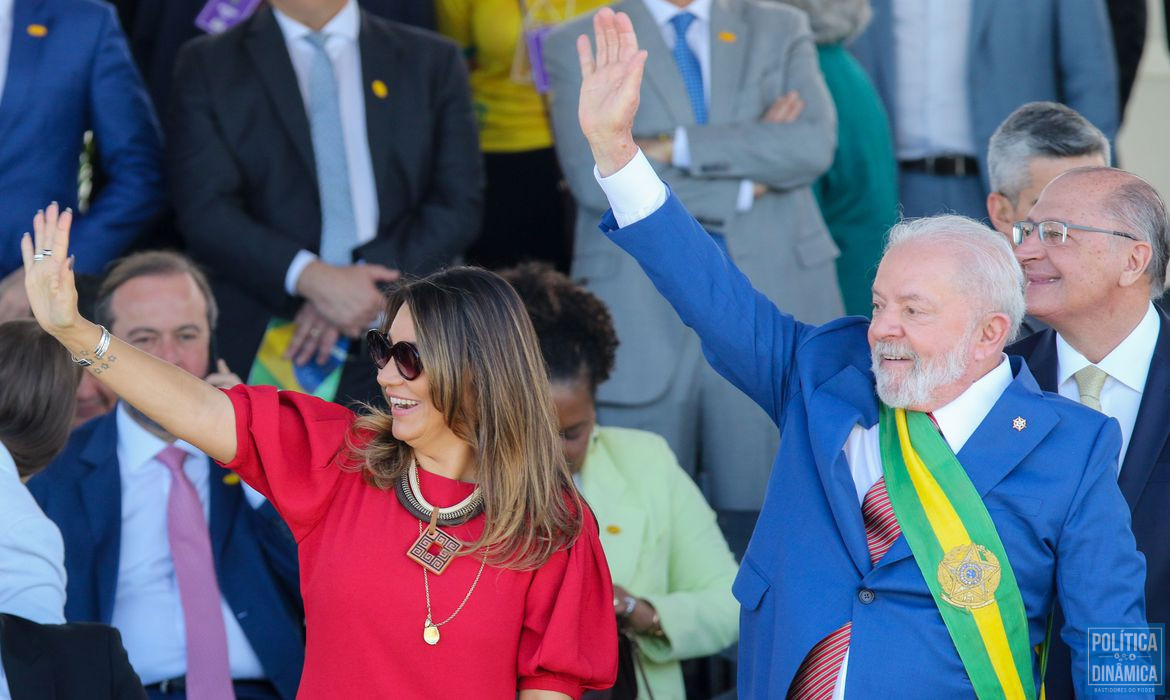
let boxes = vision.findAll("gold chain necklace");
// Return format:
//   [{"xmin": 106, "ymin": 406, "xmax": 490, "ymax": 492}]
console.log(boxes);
[{"xmin": 420, "ymin": 521, "xmax": 487, "ymax": 645}]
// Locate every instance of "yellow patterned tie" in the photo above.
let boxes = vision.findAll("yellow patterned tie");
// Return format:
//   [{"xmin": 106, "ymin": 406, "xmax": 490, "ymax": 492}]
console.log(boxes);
[{"xmin": 1073, "ymin": 365, "xmax": 1109, "ymax": 411}]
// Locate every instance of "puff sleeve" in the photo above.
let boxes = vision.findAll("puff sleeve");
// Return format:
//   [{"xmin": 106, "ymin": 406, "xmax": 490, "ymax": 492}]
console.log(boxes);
[
  {"xmin": 517, "ymin": 508, "xmax": 619, "ymax": 697},
  {"xmin": 219, "ymin": 385, "xmax": 356, "ymax": 540}
]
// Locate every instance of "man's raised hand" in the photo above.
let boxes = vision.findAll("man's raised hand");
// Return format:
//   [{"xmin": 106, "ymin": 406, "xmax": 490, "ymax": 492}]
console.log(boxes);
[{"xmin": 577, "ymin": 8, "xmax": 647, "ymax": 176}]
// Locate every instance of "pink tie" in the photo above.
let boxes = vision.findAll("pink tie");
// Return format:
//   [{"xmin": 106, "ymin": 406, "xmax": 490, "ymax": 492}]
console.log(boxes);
[{"xmin": 158, "ymin": 445, "xmax": 235, "ymax": 700}]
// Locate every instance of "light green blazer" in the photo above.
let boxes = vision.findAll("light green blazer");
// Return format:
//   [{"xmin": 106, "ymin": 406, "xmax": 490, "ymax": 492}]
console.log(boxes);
[{"xmin": 579, "ymin": 426, "xmax": 740, "ymax": 700}]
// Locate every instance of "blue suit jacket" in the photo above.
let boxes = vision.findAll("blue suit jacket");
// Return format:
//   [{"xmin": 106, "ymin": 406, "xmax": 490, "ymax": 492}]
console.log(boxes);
[
  {"xmin": 27, "ymin": 411, "xmax": 304, "ymax": 699},
  {"xmin": 604, "ymin": 193, "xmax": 1148, "ymax": 698},
  {"xmin": 1009, "ymin": 310, "xmax": 1170, "ymax": 699},
  {"xmin": 0, "ymin": 0, "xmax": 162, "ymax": 276},
  {"xmin": 848, "ymin": 0, "xmax": 1119, "ymax": 191}
]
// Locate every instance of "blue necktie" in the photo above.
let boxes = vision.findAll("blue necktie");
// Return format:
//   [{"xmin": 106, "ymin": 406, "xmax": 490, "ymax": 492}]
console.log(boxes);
[
  {"xmin": 305, "ymin": 32, "xmax": 358, "ymax": 266},
  {"xmin": 670, "ymin": 13, "xmax": 707, "ymax": 125}
]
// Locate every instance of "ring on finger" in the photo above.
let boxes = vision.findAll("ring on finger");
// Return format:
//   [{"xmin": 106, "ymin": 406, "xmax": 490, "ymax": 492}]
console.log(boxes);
[
  {"xmin": 38, "ymin": 249, "xmax": 52, "ymax": 258},
  {"xmin": 308, "ymin": 328, "xmax": 322, "ymax": 338},
  {"xmin": 32, "ymin": 253, "xmax": 46, "ymax": 262}
]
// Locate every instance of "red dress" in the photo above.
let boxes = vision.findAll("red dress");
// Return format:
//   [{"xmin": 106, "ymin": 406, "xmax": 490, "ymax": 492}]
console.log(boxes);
[{"xmin": 222, "ymin": 385, "xmax": 618, "ymax": 698}]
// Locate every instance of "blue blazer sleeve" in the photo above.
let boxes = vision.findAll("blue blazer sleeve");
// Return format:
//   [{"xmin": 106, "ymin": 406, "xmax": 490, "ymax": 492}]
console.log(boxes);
[
  {"xmin": 1055, "ymin": 418, "xmax": 1149, "ymax": 697},
  {"xmin": 602, "ymin": 193, "xmax": 815, "ymax": 425},
  {"xmin": 71, "ymin": 3, "xmax": 164, "ymax": 274}
]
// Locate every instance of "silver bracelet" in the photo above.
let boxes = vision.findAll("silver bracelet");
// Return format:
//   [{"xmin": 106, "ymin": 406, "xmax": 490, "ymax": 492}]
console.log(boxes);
[
  {"xmin": 621, "ymin": 595, "xmax": 638, "ymax": 618},
  {"xmin": 72, "ymin": 325, "xmax": 111, "ymax": 367}
]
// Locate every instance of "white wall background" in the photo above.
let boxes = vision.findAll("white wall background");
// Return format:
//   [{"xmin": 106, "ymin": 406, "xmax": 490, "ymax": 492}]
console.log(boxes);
[{"xmin": 1117, "ymin": 0, "xmax": 1170, "ymax": 194}]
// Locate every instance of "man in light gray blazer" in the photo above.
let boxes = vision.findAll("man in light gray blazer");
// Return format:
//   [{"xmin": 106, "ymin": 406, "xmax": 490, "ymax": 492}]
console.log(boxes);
[
  {"xmin": 545, "ymin": 0, "xmax": 843, "ymax": 510},
  {"xmin": 848, "ymin": 0, "xmax": 1119, "ymax": 222}
]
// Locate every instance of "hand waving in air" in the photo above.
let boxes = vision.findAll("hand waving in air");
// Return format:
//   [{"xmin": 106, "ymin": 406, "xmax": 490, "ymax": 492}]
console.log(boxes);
[
  {"xmin": 576, "ymin": 8, "xmax": 648, "ymax": 177},
  {"xmin": 21, "ymin": 203, "xmax": 82, "ymax": 339}
]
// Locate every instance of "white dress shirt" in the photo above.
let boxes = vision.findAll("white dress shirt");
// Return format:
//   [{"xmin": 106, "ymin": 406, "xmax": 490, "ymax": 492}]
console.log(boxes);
[
  {"xmin": 274, "ymin": 0, "xmax": 379, "ymax": 295},
  {"xmin": 0, "ymin": 443, "xmax": 66, "ymax": 625},
  {"xmin": 640, "ymin": 0, "xmax": 755, "ymax": 212},
  {"xmin": 1055, "ymin": 303, "xmax": 1159, "ymax": 471},
  {"xmin": 594, "ymin": 149, "xmax": 1014, "ymax": 698},
  {"xmin": 891, "ymin": 0, "xmax": 977, "ymax": 160},
  {"xmin": 0, "ymin": 0, "xmax": 14, "ymax": 108},
  {"xmin": 111, "ymin": 404, "xmax": 268, "ymax": 685}
]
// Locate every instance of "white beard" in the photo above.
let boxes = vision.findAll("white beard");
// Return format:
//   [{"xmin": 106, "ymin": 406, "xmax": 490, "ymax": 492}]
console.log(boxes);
[{"xmin": 871, "ymin": 332, "xmax": 973, "ymax": 409}]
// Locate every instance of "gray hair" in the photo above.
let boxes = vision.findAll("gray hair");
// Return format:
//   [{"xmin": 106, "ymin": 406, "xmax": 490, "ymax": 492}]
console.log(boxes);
[
  {"xmin": 884, "ymin": 215, "xmax": 1026, "ymax": 340},
  {"xmin": 988, "ymin": 102, "xmax": 1111, "ymax": 204},
  {"xmin": 1063, "ymin": 167, "xmax": 1170, "ymax": 297},
  {"xmin": 775, "ymin": 0, "xmax": 872, "ymax": 44}
]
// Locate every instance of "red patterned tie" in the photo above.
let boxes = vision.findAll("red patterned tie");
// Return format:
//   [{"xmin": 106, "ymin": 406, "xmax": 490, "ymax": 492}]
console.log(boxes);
[{"xmin": 787, "ymin": 413, "xmax": 932, "ymax": 700}]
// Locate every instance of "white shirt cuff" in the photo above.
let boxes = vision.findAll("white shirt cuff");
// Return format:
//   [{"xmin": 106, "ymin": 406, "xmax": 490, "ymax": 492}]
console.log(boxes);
[
  {"xmin": 285, "ymin": 250, "xmax": 318, "ymax": 296},
  {"xmin": 671, "ymin": 125, "xmax": 691, "ymax": 169},
  {"xmin": 736, "ymin": 179, "xmax": 755, "ymax": 212},
  {"xmin": 593, "ymin": 149, "xmax": 669, "ymax": 228}
]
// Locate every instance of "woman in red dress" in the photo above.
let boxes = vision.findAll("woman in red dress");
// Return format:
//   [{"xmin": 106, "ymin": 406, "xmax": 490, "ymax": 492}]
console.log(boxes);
[{"xmin": 20, "ymin": 204, "xmax": 618, "ymax": 699}]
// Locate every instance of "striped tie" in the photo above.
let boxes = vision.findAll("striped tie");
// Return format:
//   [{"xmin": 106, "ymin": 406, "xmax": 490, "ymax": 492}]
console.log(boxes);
[{"xmin": 788, "ymin": 419, "xmax": 926, "ymax": 700}]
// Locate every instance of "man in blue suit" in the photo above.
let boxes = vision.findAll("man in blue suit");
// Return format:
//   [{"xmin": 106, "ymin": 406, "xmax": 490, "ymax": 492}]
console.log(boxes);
[
  {"xmin": 0, "ymin": 0, "xmax": 163, "ymax": 321},
  {"xmin": 847, "ymin": 0, "xmax": 1118, "ymax": 222},
  {"xmin": 29, "ymin": 252, "xmax": 303, "ymax": 700},
  {"xmin": 1008, "ymin": 167, "xmax": 1170, "ymax": 698},
  {"xmin": 573, "ymin": 10, "xmax": 1149, "ymax": 697}
]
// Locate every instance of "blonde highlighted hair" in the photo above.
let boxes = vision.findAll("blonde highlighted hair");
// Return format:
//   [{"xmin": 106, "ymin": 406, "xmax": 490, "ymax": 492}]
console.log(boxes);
[{"xmin": 346, "ymin": 267, "xmax": 582, "ymax": 570}]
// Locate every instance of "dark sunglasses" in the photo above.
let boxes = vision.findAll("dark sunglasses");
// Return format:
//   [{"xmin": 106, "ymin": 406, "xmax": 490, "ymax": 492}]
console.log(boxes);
[{"xmin": 366, "ymin": 329, "xmax": 423, "ymax": 380}]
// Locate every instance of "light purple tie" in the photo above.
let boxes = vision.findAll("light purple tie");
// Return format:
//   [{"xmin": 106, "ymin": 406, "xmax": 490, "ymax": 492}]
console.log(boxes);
[{"xmin": 158, "ymin": 445, "xmax": 235, "ymax": 700}]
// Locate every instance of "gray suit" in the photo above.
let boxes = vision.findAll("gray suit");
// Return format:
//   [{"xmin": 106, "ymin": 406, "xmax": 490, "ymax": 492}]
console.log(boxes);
[{"xmin": 546, "ymin": 0, "xmax": 843, "ymax": 509}]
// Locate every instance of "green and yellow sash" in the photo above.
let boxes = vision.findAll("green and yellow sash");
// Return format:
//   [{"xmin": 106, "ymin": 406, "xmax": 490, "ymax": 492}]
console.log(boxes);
[{"xmin": 878, "ymin": 404, "xmax": 1040, "ymax": 700}]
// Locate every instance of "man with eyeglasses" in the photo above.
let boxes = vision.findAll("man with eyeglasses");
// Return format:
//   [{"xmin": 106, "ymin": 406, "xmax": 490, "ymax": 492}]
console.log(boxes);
[{"xmin": 1007, "ymin": 166, "xmax": 1170, "ymax": 698}]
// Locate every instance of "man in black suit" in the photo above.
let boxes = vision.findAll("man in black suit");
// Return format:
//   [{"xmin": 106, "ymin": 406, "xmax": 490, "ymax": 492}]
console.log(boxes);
[
  {"xmin": 168, "ymin": 0, "xmax": 482, "ymax": 405},
  {"xmin": 0, "ymin": 613, "xmax": 145, "ymax": 700},
  {"xmin": 1007, "ymin": 166, "xmax": 1170, "ymax": 698}
]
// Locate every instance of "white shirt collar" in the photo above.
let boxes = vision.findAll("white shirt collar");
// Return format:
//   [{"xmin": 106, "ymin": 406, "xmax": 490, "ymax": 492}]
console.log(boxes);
[
  {"xmin": 642, "ymin": 0, "xmax": 713, "ymax": 29},
  {"xmin": 1055, "ymin": 303, "xmax": 1160, "ymax": 393},
  {"xmin": 273, "ymin": 0, "xmax": 360, "ymax": 45},
  {"xmin": 116, "ymin": 403, "xmax": 202, "ymax": 475},
  {"xmin": 931, "ymin": 355, "xmax": 1013, "ymax": 454}
]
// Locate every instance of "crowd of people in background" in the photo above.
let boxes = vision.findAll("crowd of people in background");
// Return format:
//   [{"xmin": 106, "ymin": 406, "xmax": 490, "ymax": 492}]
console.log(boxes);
[{"xmin": 1, "ymin": 0, "xmax": 1169, "ymax": 697}]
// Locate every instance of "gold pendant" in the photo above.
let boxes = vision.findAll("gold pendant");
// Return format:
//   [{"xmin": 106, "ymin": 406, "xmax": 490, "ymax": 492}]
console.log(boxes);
[
  {"xmin": 423, "ymin": 619, "xmax": 440, "ymax": 645},
  {"xmin": 407, "ymin": 525, "xmax": 462, "ymax": 575}
]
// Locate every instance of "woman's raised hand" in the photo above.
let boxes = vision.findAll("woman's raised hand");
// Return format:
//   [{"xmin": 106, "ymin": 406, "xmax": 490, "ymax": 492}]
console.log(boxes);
[{"xmin": 20, "ymin": 203, "xmax": 83, "ymax": 338}]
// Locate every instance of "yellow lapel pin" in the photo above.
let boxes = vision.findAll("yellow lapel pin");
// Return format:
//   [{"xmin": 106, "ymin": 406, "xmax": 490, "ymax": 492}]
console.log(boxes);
[
  {"xmin": 717, "ymin": 31, "xmax": 737, "ymax": 43},
  {"xmin": 222, "ymin": 473, "xmax": 241, "ymax": 486},
  {"xmin": 606, "ymin": 524, "xmax": 622, "ymax": 535},
  {"xmin": 371, "ymin": 80, "xmax": 388, "ymax": 99},
  {"xmin": 27, "ymin": 24, "xmax": 48, "ymax": 37}
]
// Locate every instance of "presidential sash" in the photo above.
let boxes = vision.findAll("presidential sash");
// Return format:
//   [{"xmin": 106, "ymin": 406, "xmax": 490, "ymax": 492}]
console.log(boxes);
[{"xmin": 878, "ymin": 404, "xmax": 1037, "ymax": 700}]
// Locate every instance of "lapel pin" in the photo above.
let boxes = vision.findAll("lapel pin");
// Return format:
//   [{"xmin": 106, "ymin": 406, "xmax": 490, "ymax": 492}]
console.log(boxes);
[
  {"xmin": 1012, "ymin": 416, "xmax": 1027, "ymax": 432},
  {"xmin": 606, "ymin": 524, "xmax": 621, "ymax": 535},
  {"xmin": 27, "ymin": 24, "xmax": 48, "ymax": 37},
  {"xmin": 717, "ymin": 31, "xmax": 737, "ymax": 43},
  {"xmin": 371, "ymin": 79, "xmax": 388, "ymax": 99},
  {"xmin": 222, "ymin": 473, "xmax": 241, "ymax": 486}
]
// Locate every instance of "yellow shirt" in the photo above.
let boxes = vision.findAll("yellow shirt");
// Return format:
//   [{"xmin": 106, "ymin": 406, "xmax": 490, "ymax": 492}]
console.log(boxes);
[{"xmin": 436, "ymin": 0, "xmax": 610, "ymax": 152}]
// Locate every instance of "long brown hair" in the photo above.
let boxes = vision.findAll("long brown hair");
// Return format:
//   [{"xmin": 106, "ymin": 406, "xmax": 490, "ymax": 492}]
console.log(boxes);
[
  {"xmin": 0, "ymin": 320, "xmax": 82, "ymax": 478},
  {"xmin": 346, "ymin": 267, "xmax": 582, "ymax": 569}
]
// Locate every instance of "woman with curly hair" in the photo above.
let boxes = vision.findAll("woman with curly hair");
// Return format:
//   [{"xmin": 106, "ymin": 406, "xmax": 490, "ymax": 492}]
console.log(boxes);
[
  {"xmin": 502, "ymin": 262, "xmax": 740, "ymax": 699},
  {"xmin": 21, "ymin": 204, "xmax": 617, "ymax": 699}
]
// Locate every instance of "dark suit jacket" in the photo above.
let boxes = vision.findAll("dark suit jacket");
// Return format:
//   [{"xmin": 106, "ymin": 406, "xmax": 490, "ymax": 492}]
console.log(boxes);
[
  {"xmin": 1009, "ymin": 309, "xmax": 1170, "ymax": 699},
  {"xmin": 0, "ymin": 613, "xmax": 146, "ymax": 700},
  {"xmin": 26, "ymin": 411, "xmax": 306, "ymax": 700},
  {"xmin": 167, "ymin": 6, "xmax": 482, "ymax": 375},
  {"xmin": 108, "ymin": 0, "xmax": 436, "ymax": 111},
  {"xmin": 0, "ymin": 0, "xmax": 162, "ymax": 277}
]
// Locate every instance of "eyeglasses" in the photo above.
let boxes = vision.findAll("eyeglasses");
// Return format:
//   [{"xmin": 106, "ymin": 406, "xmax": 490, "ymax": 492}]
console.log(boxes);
[
  {"xmin": 366, "ymin": 329, "xmax": 423, "ymax": 380},
  {"xmin": 1011, "ymin": 220, "xmax": 1140, "ymax": 247}
]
